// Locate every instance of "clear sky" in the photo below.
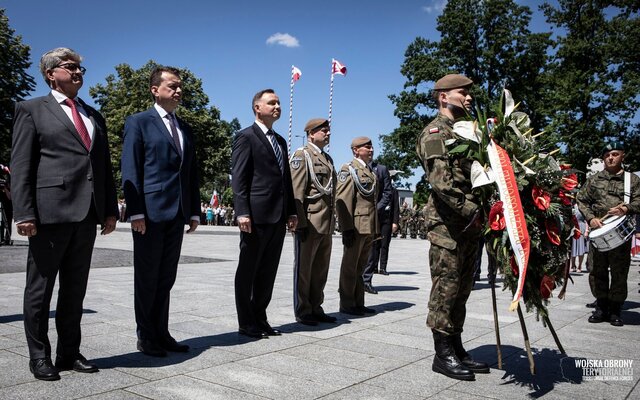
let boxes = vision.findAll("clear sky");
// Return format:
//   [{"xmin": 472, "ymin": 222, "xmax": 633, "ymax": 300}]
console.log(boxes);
[{"xmin": 2, "ymin": 0, "xmax": 551, "ymax": 188}]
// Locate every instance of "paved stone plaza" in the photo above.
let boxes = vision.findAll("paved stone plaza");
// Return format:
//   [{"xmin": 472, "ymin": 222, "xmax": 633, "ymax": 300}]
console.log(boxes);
[{"xmin": 1, "ymin": 224, "xmax": 639, "ymax": 399}]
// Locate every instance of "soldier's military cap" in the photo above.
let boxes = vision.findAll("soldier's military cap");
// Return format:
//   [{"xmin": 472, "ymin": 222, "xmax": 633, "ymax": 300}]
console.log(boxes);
[
  {"xmin": 434, "ymin": 74, "xmax": 473, "ymax": 91},
  {"xmin": 601, "ymin": 140, "xmax": 625, "ymax": 156},
  {"xmin": 351, "ymin": 136, "xmax": 372, "ymax": 148},
  {"xmin": 304, "ymin": 118, "xmax": 329, "ymax": 133}
]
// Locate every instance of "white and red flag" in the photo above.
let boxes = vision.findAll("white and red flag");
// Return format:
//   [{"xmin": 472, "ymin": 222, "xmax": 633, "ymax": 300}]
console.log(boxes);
[
  {"xmin": 210, "ymin": 190, "xmax": 219, "ymax": 207},
  {"xmin": 292, "ymin": 65, "xmax": 302, "ymax": 82},
  {"xmin": 332, "ymin": 58, "xmax": 347, "ymax": 76}
]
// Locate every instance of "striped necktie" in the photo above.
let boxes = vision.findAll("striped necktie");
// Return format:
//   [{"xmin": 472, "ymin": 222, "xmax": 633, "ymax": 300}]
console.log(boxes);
[{"xmin": 267, "ymin": 130, "xmax": 284, "ymax": 173}]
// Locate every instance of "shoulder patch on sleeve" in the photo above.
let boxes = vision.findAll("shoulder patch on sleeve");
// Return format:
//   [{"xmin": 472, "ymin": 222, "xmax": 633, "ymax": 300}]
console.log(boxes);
[
  {"xmin": 338, "ymin": 171, "xmax": 349, "ymax": 182},
  {"xmin": 290, "ymin": 157, "xmax": 302, "ymax": 169}
]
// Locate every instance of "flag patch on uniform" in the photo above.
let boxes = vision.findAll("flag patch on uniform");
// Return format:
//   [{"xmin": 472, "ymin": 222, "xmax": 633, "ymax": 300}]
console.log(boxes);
[{"xmin": 429, "ymin": 127, "xmax": 439, "ymax": 134}]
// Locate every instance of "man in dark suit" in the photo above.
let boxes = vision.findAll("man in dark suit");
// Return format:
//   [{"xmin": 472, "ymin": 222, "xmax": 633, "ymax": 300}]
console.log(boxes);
[
  {"xmin": 11, "ymin": 47, "xmax": 118, "ymax": 380},
  {"xmin": 362, "ymin": 159, "xmax": 393, "ymax": 294},
  {"xmin": 121, "ymin": 66, "xmax": 200, "ymax": 357},
  {"xmin": 231, "ymin": 89, "xmax": 297, "ymax": 339}
]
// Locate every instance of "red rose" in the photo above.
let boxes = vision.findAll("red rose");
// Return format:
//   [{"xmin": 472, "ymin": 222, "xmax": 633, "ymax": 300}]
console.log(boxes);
[
  {"xmin": 558, "ymin": 189, "xmax": 573, "ymax": 206},
  {"xmin": 540, "ymin": 275, "xmax": 556, "ymax": 300},
  {"xmin": 561, "ymin": 173, "xmax": 578, "ymax": 191},
  {"xmin": 532, "ymin": 186, "xmax": 551, "ymax": 210},
  {"xmin": 560, "ymin": 164, "xmax": 572, "ymax": 170},
  {"xmin": 573, "ymin": 229, "xmax": 582, "ymax": 239},
  {"xmin": 489, "ymin": 201, "xmax": 506, "ymax": 231},
  {"xmin": 545, "ymin": 219, "xmax": 561, "ymax": 246},
  {"xmin": 510, "ymin": 256, "xmax": 519, "ymax": 277}
]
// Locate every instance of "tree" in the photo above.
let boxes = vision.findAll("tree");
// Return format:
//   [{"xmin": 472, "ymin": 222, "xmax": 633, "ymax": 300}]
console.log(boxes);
[
  {"xmin": 541, "ymin": 0, "xmax": 640, "ymax": 172},
  {"xmin": 89, "ymin": 61, "xmax": 237, "ymax": 195},
  {"xmin": 0, "ymin": 8, "xmax": 35, "ymax": 163},
  {"xmin": 379, "ymin": 0, "xmax": 552, "ymax": 196}
]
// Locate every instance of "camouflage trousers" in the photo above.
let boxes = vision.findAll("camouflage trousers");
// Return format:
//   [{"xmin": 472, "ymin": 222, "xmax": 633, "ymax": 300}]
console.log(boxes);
[
  {"xmin": 427, "ymin": 240, "xmax": 478, "ymax": 335},
  {"xmin": 588, "ymin": 239, "xmax": 632, "ymax": 303}
]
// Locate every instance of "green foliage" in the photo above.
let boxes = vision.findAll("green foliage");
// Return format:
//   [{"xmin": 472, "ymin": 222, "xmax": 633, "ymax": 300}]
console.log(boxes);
[
  {"xmin": 541, "ymin": 0, "xmax": 640, "ymax": 172},
  {"xmin": 0, "ymin": 8, "xmax": 35, "ymax": 163},
  {"xmin": 381, "ymin": 0, "xmax": 552, "ymax": 197},
  {"xmin": 89, "ymin": 61, "xmax": 236, "ymax": 195}
]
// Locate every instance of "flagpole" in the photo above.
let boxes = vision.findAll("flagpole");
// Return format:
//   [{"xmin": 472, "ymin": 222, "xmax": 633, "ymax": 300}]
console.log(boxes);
[
  {"xmin": 288, "ymin": 65, "xmax": 295, "ymax": 156},
  {"xmin": 328, "ymin": 68, "xmax": 335, "ymax": 153}
]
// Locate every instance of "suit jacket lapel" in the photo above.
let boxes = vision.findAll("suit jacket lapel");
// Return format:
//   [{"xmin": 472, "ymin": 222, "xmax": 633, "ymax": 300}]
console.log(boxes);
[
  {"xmin": 149, "ymin": 108, "xmax": 181, "ymax": 157},
  {"xmin": 253, "ymin": 123, "xmax": 279, "ymax": 165},
  {"xmin": 43, "ymin": 93, "xmax": 88, "ymax": 150}
]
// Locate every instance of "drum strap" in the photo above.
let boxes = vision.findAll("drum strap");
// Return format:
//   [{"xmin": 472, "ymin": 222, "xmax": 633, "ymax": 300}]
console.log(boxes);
[{"xmin": 624, "ymin": 172, "xmax": 631, "ymax": 204}]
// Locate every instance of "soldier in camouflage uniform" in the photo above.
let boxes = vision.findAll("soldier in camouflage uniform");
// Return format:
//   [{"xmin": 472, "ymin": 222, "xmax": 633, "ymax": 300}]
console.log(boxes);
[
  {"xmin": 290, "ymin": 118, "xmax": 338, "ymax": 326},
  {"xmin": 398, "ymin": 202, "xmax": 410, "ymax": 238},
  {"xmin": 336, "ymin": 137, "xmax": 379, "ymax": 316},
  {"xmin": 416, "ymin": 74, "xmax": 488, "ymax": 381},
  {"xmin": 577, "ymin": 141, "xmax": 640, "ymax": 327}
]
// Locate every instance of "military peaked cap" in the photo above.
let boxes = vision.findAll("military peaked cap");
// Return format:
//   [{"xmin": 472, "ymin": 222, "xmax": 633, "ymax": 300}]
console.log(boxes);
[
  {"xmin": 304, "ymin": 118, "xmax": 329, "ymax": 133},
  {"xmin": 351, "ymin": 136, "xmax": 372, "ymax": 148},
  {"xmin": 434, "ymin": 74, "xmax": 473, "ymax": 90}
]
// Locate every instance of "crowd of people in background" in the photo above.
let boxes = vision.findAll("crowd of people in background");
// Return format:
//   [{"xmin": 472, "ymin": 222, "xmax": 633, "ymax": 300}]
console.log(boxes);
[{"xmin": 201, "ymin": 203, "xmax": 235, "ymax": 226}]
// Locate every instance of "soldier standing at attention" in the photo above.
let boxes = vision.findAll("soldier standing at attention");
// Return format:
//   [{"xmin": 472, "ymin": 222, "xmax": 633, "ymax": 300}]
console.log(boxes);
[
  {"xmin": 577, "ymin": 141, "xmax": 640, "ymax": 327},
  {"xmin": 336, "ymin": 137, "xmax": 379, "ymax": 316},
  {"xmin": 290, "ymin": 118, "xmax": 338, "ymax": 326},
  {"xmin": 416, "ymin": 74, "xmax": 489, "ymax": 381}
]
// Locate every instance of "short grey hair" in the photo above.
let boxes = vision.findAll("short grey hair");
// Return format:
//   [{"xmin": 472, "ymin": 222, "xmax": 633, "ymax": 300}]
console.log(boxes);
[{"xmin": 39, "ymin": 47, "xmax": 82, "ymax": 87}]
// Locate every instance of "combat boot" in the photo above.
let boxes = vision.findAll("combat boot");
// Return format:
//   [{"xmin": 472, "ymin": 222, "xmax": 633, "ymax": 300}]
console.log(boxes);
[
  {"xmin": 451, "ymin": 334, "xmax": 490, "ymax": 373},
  {"xmin": 609, "ymin": 302, "xmax": 624, "ymax": 326},
  {"xmin": 432, "ymin": 331, "xmax": 475, "ymax": 381},
  {"xmin": 588, "ymin": 298, "xmax": 609, "ymax": 323}
]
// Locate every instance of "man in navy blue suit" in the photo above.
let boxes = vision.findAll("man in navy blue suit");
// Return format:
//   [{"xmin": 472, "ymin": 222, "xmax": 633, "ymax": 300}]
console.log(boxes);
[
  {"xmin": 231, "ymin": 89, "xmax": 297, "ymax": 339},
  {"xmin": 121, "ymin": 66, "xmax": 200, "ymax": 356}
]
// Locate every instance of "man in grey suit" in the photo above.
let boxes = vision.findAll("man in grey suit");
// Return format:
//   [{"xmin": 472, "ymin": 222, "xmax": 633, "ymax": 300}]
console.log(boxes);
[{"xmin": 11, "ymin": 47, "xmax": 118, "ymax": 381}]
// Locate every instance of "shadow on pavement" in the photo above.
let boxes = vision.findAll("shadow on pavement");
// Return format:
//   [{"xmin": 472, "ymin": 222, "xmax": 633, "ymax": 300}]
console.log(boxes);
[
  {"xmin": 91, "ymin": 302, "xmax": 417, "ymax": 369},
  {"xmin": 471, "ymin": 344, "xmax": 586, "ymax": 398},
  {"xmin": 376, "ymin": 285, "xmax": 420, "ymax": 292},
  {"xmin": 0, "ymin": 309, "xmax": 97, "ymax": 324}
]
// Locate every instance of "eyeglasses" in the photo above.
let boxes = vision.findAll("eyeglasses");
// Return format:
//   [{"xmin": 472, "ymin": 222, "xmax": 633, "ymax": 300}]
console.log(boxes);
[{"xmin": 55, "ymin": 63, "xmax": 86, "ymax": 75}]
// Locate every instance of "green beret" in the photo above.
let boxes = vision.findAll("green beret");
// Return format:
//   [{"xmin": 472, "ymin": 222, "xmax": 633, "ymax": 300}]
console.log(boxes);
[
  {"xmin": 351, "ymin": 136, "xmax": 372, "ymax": 148},
  {"xmin": 304, "ymin": 118, "xmax": 329, "ymax": 133},
  {"xmin": 601, "ymin": 141, "xmax": 625, "ymax": 156},
  {"xmin": 434, "ymin": 74, "xmax": 473, "ymax": 90}
]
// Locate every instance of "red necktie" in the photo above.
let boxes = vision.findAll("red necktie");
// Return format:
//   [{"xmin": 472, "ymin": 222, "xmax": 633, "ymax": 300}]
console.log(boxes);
[{"xmin": 64, "ymin": 98, "xmax": 91, "ymax": 150}]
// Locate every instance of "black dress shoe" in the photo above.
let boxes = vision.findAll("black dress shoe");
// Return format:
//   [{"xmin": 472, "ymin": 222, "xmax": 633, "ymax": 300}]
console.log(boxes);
[
  {"xmin": 55, "ymin": 353, "xmax": 99, "ymax": 373},
  {"xmin": 358, "ymin": 306, "xmax": 376, "ymax": 314},
  {"xmin": 160, "ymin": 338, "xmax": 190, "ymax": 352},
  {"xmin": 137, "ymin": 339, "xmax": 168, "ymax": 357},
  {"xmin": 313, "ymin": 313, "xmax": 337, "ymax": 323},
  {"xmin": 588, "ymin": 309, "xmax": 609, "ymax": 323},
  {"xmin": 379, "ymin": 269, "xmax": 389, "ymax": 276},
  {"xmin": 610, "ymin": 314, "xmax": 624, "ymax": 327},
  {"xmin": 340, "ymin": 307, "xmax": 365, "ymax": 316},
  {"xmin": 586, "ymin": 301, "xmax": 597, "ymax": 308},
  {"xmin": 260, "ymin": 323, "xmax": 282, "ymax": 336},
  {"xmin": 29, "ymin": 358, "xmax": 60, "ymax": 381},
  {"xmin": 238, "ymin": 326, "xmax": 268, "ymax": 339},
  {"xmin": 364, "ymin": 283, "xmax": 378, "ymax": 294},
  {"xmin": 296, "ymin": 315, "xmax": 318, "ymax": 326}
]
